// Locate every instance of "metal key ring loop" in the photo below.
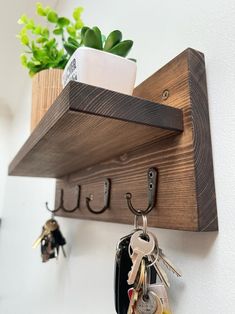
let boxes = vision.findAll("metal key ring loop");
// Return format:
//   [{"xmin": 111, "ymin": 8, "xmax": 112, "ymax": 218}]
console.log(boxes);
[
  {"xmin": 143, "ymin": 262, "xmax": 149, "ymax": 298},
  {"xmin": 142, "ymin": 215, "xmax": 147, "ymax": 236},
  {"xmin": 146, "ymin": 231, "xmax": 159, "ymax": 268},
  {"xmin": 134, "ymin": 215, "xmax": 140, "ymax": 230}
]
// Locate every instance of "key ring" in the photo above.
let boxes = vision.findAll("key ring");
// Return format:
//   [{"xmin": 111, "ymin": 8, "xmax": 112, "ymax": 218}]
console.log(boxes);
[
  {"xmin": 142, "ymin": 260, "xmax": 150, "ymax": 298},
  {"xmin": 147, "ymin": 231, "xmax": 160, "ymax": 268},
  {"xmin": 133, "ymin": 215, "xmax": 139, "ymax": 230},
  {"xmin": 142, "ymin": 214, "xmax": 147, "ymax": 236}
]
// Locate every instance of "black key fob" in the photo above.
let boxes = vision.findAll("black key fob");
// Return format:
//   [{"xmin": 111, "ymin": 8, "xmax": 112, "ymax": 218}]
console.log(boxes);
[
  {"xmin": 51, "ymin": 228, "xmax": 66, "ymax": 246},
  {"xmin": 114, "ymin": 234, "xmax": 132, "ymax": 314}
]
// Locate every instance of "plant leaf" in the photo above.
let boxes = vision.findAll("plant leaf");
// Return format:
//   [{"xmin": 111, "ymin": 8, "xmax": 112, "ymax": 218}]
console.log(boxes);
[
  {"xmin": 92, "ymin": 26, "xmax": 103, "ymax": 50},
  {"xmin": 73, "ymin": 7, "xmax": 83, "ymax": 21},
  {"xmin": 57, "ymin": 17, "xmax": 70, "ymax": 27},
  {"xmin": 18, "ymin": 14, "xmax": 28, "ymax": 25},
  {"xmin": 108, "ymin": 40, "xmax": 133, "ymax": 57},
  {"xmin": 36, "ymin": 37, "xmax": 47, "ymax": 44},
  {"xmin": 42, "ymin": 28, "xmax": 49, "ymax": 38},
  {"xmin": 36, "ymin": 2, "xmax": 46, "ymax": 16},
  {"xmin": 21, "ymin": 34, "xmax": 29, "ymax": 46},
  {"xmin": 83, "ymin": 28, "xmax": 102, "ymax": 49},
  {"xmin": 33, "ymin": 25, "xmax": 42, "ymax": 35},
  {"xmin": 47, "ymin": 10, "xmax": 58, "ymax": 23},
  {"xmin": 75, "ymin": 21, "xmax": 83, "ymax": 30},
  {"xmin": 20, "ymin": 54, "xmax": 28, "ymax": 67},
  {"xmin": 104, "ymin": 30, "xmax": 122, "ymax": 51},
  {"xmin": 64, "ymin": 42, "xmax": 78, "ymax": 56},
  {"xmin": 81, "ymin": 26, "xmax": 89, "ymax": 40},
  {"xmin": 67, "ymin": 26, "xmax": 76, "ymax": 37},
  {"xmin": 68, "ymin": 37, "xmax": 79, "ymax": 46},
  {"xmin": 53, "ymin": 28, "xmax": 63, "ymax": 35}
]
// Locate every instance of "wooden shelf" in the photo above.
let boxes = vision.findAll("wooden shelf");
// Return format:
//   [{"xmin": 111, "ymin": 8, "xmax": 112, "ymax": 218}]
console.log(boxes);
[
  {"xmin": 8, "ymin": 81, "xmax": 183, "ymax": 178},
  {"xmin": 8, "ymin": 48, "xmax": 218, "ymax": 232}
]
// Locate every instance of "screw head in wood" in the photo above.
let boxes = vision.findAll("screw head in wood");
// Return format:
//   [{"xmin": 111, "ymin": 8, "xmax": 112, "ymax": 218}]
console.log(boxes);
[{"xmin": 162, "ymin": 89, "xmax": 170, "ymax": 100}]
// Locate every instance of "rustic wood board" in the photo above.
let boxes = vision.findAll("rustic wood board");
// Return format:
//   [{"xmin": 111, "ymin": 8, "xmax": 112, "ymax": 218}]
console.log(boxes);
[
  {"xmin": 55, "ymin": 48, "xmax": 217, "ymax": 231},
  {"xmin": 8, "ymin": 82, "xmax": 182, "ymax": 178}
]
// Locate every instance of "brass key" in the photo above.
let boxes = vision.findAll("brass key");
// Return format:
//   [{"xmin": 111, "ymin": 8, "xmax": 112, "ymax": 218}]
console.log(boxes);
[
  {"xmin": 127, "ymin": 259, "xmax": 146, "ymax": 314},
  {"xmin": 32, "ymin": 219, "xmax": 59, "ymax": 249}
]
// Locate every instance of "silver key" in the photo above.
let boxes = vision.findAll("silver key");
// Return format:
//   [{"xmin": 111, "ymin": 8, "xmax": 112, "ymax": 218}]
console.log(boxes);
[
  {"xmin": 136, "ymin": 290, "xmax": 163, "ymax": 314},
  {"xmin": 150, "ymin": 255, "xmax": 170, "ymax": 288},
  {"xmin": 128, "ymin": 231, "xmax": 155, "ymax": 285},
  {"xmin": 159, "ymin": 248, "xmax": 182, "ymax": 277}
]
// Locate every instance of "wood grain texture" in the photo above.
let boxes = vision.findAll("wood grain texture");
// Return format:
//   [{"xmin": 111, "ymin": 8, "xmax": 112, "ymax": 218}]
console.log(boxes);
[
  {"xmin": 8, "ymin": 83, "xmax": 183, "ymax": 178},
  {"xmin": 31, "ymin": 69, "xmax": 63, "ymax": 131},
  {"xmin": 54, "ymin": 48, "xmax": 217, "ymax": 231}
]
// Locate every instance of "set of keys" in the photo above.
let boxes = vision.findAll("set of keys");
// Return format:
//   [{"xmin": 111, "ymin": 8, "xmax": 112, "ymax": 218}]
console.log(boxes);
[
  {"xmin": 33, "ymin": 218, "xmax": 66, "ymax": 262},
  {"xmin": 115, "ymin": 215, "xmax": 182, "ymax": 314}
]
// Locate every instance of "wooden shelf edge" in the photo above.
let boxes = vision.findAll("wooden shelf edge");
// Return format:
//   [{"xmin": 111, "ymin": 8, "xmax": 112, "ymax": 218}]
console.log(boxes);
[
  {"xmin": 8, "ymin": 81, "xmax": 183, "ymax": 178},
  {"xmin": 68, "ymin": 81, "xmax": 184, "ymax": 132}
]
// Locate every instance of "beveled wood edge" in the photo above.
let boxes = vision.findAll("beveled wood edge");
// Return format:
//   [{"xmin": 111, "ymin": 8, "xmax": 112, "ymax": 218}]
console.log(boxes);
[
  {"xmin": 8, "ymin": 84, "xmax": 71, "ymax": 175},
  {"xmin": 187, "ymin": 49, "xmax": 218, "ymax": 231},
  {"xmin": 68, "ymin": 81, "xmax": 184, "ymax": 131},
  {"xmin": 8, "ymin": 81, "xmax": 183, "ymax": 177}
]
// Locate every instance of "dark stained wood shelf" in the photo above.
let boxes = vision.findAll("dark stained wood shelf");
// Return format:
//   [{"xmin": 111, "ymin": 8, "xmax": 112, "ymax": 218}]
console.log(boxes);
[{"xmin": 8, "ymin": 81, "xmax": 183, "ymax": 178}]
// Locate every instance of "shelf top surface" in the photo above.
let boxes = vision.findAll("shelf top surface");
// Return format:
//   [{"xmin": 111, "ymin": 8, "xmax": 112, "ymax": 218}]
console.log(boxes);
[{"xmin": 9, "ymin": 81, "xmax": 183, "ymax": 178}]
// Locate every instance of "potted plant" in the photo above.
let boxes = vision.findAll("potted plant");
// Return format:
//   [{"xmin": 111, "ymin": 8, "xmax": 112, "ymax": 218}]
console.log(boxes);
[
  {"xmin": 18, "ymin": 2, "xmax": 84, "ymax": 130},
  {"xmin": 18, "ymin": 3, "xmax": 136, "ymax": 130},
  {"xmin": 62, "ymin": 26, "xmax": 137, "ymax": 96}
]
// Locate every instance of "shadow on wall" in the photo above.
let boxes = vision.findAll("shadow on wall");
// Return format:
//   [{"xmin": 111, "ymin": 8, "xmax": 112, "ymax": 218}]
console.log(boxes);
[{"xmin": 0, "ymin": 98, "xmax": 13, "ymax": 117}]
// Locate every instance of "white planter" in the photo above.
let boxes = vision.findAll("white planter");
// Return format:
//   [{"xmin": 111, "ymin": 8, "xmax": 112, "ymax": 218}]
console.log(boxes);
[{"xmin": 62, "ymin": 47, "xmax": 137, "ymax": 95}]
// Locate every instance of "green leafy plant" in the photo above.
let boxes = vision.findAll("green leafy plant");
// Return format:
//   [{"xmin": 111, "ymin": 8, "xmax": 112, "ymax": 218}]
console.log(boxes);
[
  {"xmin": 18, "ymin": 3, "xmax": 135, "ymax": 76},
  {"xmin": 18, "ymin": 2, "xmax": 84, "ymax": 76},
  {"xmin": 69, "ymin": 26, "xmax": 134, "ymax": 59}
]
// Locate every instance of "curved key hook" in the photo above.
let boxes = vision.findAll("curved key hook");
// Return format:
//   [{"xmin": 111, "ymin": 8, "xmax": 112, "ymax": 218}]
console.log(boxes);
[
  {"xmin": 125, "ymin": 168, "xmax": 158, "ymax": 216},
  {"xmin": 45, "ymin": 185, "xmax": 81, "ymax": 213},
  {"xmin": 86, "ymin": 179, "xmax": 111, "ymax": 214}
]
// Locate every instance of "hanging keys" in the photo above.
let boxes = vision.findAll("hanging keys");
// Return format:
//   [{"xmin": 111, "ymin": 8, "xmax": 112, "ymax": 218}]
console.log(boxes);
[
  {"xmin": 147, "ymin": 231, "xmax": 182, "ymax": 288},
  {"xmin": 158, "ymin": 248, "xmax": 182, "ymax": 278},
  {"xmin": 33, "ymin": 219, "xmax": 58, "ymax": 248},
  {"xmin": 33, "ymin": 218, "xmax": 66, "ymax": 263},
  {"xmin": 115, "ymin": 216, "xmax": 157, "ymax": 314},
  {"xmin": 125, "ymin": 213, "xmax": 181, "ymax": 314},
  {"xmin": 127, "ymin": 259, "xmax": 145, "ymax": 314},
  {"xmin": 149, "ymin": 258, "xmax": 170, "ymax": 288},
  {"xmin": 128, "ymin": 230, "xmax": 155, "ymax": 285}
]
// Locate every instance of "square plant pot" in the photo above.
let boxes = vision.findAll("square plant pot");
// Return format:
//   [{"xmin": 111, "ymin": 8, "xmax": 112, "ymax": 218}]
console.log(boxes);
[{"xmin": 62, "ymin": 47, "xmax": 137, "ymax": 95}]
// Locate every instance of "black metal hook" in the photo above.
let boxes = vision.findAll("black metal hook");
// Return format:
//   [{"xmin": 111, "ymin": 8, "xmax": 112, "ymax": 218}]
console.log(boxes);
[
  {"xmin": 86, "ymin": 179, "xmax": 111, "ymax": 214},
  {"xmin": 45, "ymin": 185, "xmax": 81, "ymax": 213},
  {"xmin": 125, "ymin": 168, "xmax": 158, "ymax": 216}
]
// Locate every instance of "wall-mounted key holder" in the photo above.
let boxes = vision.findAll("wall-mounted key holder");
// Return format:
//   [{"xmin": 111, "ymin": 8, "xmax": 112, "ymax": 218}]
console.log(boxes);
[{"xmin": 8, "ymin": 48, "xmax": 218, "ymax": 231}]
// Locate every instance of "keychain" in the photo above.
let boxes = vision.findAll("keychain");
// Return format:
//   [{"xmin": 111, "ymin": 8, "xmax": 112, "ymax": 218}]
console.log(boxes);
[
  {"xmin": 33, "ymin": 215, "xmax": 66, "ymax": 262},
  {"xmin": 115, "ymin": 214, "xmax": 181, "ymax": 313}
]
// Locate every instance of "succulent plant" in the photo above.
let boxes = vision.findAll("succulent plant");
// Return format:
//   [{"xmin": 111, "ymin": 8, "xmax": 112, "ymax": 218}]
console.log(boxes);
[
  {"xmin": 76, "ymin": 26, "xmax": 134, "ymax": 59},
  {"xmin": 17, "ymin": 3, "xmax": 135, "ymax": 76}
]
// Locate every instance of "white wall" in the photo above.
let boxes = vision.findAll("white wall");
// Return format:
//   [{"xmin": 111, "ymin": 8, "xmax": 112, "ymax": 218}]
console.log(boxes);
[
  {"xmin": 0, "ymin": 108, "xmax": 12, "ymax": 217},
  {"xmin": 0, "ymin": 0, "xmax": 235, "ymax": 313}
]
